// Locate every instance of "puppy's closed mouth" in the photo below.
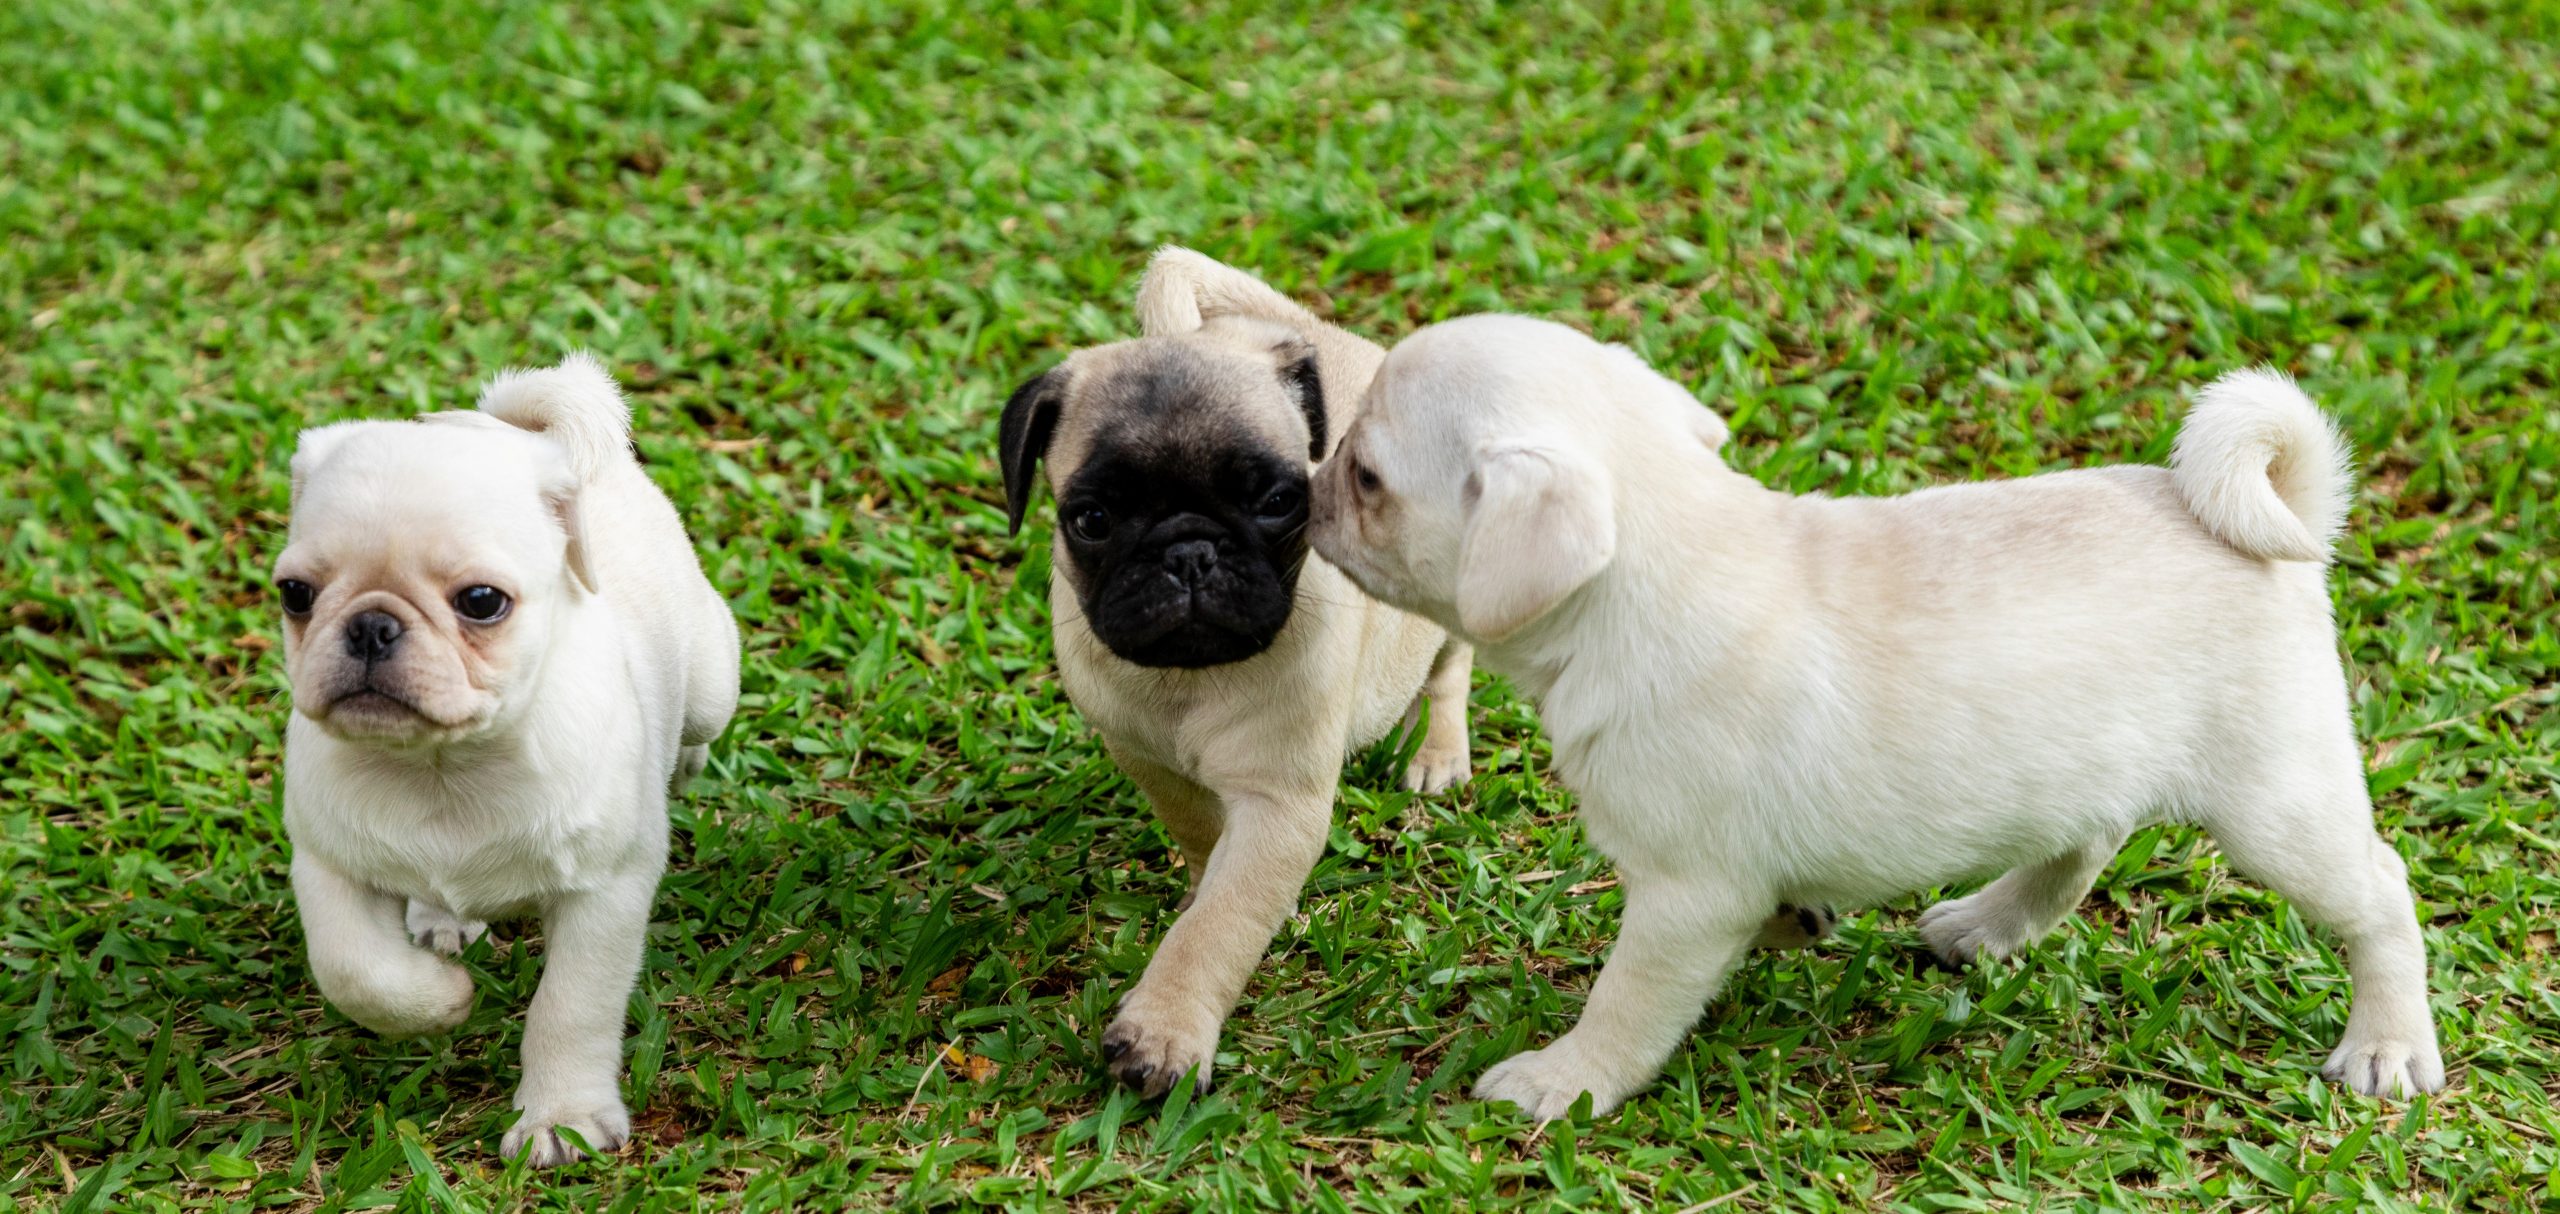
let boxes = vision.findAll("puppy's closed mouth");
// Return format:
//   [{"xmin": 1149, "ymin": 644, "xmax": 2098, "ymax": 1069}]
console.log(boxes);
[
  {"xmin": 331, "ymin": 684, "xmax": 422, "ymax": 714},
  {"xmin": 319, "ymin": 683, "xmax": 462, "ymax": 731}
]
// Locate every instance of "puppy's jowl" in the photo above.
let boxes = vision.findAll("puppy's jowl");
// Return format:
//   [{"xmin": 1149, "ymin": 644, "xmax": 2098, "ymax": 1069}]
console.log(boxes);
[
  {"xmin": 997, "ymin": 249, "xmax": 1477, "ymax": 1097},
  {"xmin": 1312, "ymin": 315, "xmax": 2444, "ymax": 1119},
  {"xmin": 277, "ymin": 355, "xmax": 740, "ymax": 1165}
]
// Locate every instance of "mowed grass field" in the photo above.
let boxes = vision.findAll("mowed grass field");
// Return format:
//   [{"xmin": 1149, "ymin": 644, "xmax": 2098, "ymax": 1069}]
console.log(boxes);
[{"xmin": 4, "ymin": 0, "xmax": 2557, "ymax": 1209}]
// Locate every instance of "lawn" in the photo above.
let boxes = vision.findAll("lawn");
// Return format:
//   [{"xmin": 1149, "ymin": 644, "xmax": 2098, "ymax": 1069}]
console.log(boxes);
[{"xmin": 3, "ymin": 0, "xmax": 2556, "ymax": 1209}]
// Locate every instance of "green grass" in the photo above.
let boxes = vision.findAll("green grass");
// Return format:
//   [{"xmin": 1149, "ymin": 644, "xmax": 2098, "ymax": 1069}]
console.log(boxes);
[{"xmin": 4, "ymin": 0, "xmax": 2556, "ymax": 1209}]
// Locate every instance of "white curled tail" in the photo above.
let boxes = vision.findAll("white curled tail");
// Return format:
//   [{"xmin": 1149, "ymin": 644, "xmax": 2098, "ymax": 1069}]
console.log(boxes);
[
  {"xmin": 2171, "ymin": 368, "xmax": 2352, "ymax": 562},
  {"xmin": 476, "ymin": 351, "xmax": 633, "ymax": 483},
  {"xmin": 1135, "ymin": 245, "xmax": 1324, "ymax": 337}
]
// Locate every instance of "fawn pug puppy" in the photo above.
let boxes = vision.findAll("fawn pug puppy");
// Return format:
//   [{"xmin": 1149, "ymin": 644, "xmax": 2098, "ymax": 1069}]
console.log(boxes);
[
  {"xmin": 997, "ymin": 248, "xmax": 1477, "ymax": 1096},
  {"xmin": 276, "ymin": 354, "xmax": 740, "ymax": 1165},
  {"xmin": 1310, "ymin": 314, "xmax": 2444, "ymax": 1118}
]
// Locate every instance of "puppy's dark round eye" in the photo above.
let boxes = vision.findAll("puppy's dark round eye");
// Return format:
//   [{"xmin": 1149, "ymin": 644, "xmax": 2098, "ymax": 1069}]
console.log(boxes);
[
  {"xmin": 277, "ymin": 579, "xmax": 315, "ymax": 617},
  {"xmin": 1255, "ymin": 485, "xmax": 1303, "ymax": 521},
  {"xmin": 1069, "ymin": 506, "xmax": 1111, "ymax": 542},
  {"xmin": 1355, "ymin": 465, "xmax": 1382, "ymax": 494},
  {"xmin": 453, "ymin": 585, "xmax": 511, "ymax": 622}
]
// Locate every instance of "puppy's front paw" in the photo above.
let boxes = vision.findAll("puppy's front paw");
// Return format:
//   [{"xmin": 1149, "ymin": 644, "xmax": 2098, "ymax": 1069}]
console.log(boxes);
[
  {"xmin": 2322, "ymin": 1035, "xmax": 2447, "ymax": 1099},
  {"xmin": 1475, "ymin": 1042, "xmax": 1629, "ymax": 1121},
  {"xmin": 1400, "ymin": 742, "xmax": 1470, "ymax": 795},
  {"xmin": 405, "ymin": 899, "xmax": 487, "ymax": 956},
  {"xmin": 1100, "ymin": 989, "xmax": 1220, "ymax": 1098},
  {"xmin": 501, "ymin": 1096, "xmax": 632, "ymax": 1168},
  {"xmin": 1754, "ymin": 903, "xmax": 1838, "ymax": 950},
  {"xmin": 1916, "ymin": 892, "xmax": 2036, "ymax": 966}
]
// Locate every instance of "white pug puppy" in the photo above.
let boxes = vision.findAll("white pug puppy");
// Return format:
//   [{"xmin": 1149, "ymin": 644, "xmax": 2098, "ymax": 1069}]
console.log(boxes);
[
  {"xmin": 275, "ymin": 354, "xmax": 740, "ymax": 1165},
  {"xmin": 1309, "ymin": 314, "xmax": 2444, "ymax": 1119}
]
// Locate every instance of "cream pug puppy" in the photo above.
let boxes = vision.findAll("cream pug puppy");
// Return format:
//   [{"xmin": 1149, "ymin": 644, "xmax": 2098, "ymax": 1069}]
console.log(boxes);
[
  {"xmin": 1310, "ymin": 314, "xmax": 2445, "ymax": 1118},
  {"xmin": 997, "ymin": 248, "xmax": 1477, "ymax": 1097},
  {"xmin": 276, "ymin": 354, "xmax": 740, "ymax": 1165}
]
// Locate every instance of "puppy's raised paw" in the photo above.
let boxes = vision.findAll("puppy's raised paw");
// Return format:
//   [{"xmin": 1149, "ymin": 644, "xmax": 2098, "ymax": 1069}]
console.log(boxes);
[
  {"xmin": 323, "ymin": 954, "xmax": 474, "ymax": 1038},
  {"xmin": 1100, "ymin": 991, "xmax": 1220, "ymax": 1098},
  {"xmin": 405, "ymin": 899, "xmax": 487, "ymax": 957},
  {"xmin": 502, "ymin": 1096, "xmax": 632, "ymax": 1168},
  {"xmin": 2322, "ymin": 1036, "xmax": 2447, "ymax": 1100},
  {"xmin": 1474, "ymin": 1043, "xmax": 1627, "ymax": 1121}
]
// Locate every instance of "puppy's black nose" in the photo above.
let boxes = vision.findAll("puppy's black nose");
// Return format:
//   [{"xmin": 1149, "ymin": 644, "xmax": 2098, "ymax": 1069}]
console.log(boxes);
[
  {"xmin": 344, "ymin": 611, "xmax": 404, "ymax": 662},
  {"xmin": 1164, "ymin": 540, "xmax": 1218, "ymax": 585}
]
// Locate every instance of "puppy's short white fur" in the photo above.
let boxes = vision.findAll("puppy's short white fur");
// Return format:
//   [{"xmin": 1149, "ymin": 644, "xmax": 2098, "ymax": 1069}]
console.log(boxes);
[
  {"xmin": 277, "ymin": 355, "xmax": 739, "ymax": 1165},
  {"xmin": 1310, "ymin": 315, "xmax": 2443, "ymax": 1119}
]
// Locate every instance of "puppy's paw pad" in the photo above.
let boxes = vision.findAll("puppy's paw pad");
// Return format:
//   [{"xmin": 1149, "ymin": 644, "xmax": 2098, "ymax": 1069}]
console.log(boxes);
[
  {"xmin": 1401, "ymin": 747, "xmax": 1470, "ymax": 796},
  {"xmin": 1474, "ymin": 1046, "xmax": 1622, "ymax": 1122},
  {"xmin": 404, "ymin": 900, "xmax": 487, "ymax": 957},
  {"xmin": 501, "ymin": 1099, "xmax": 632, "ymax": 1168},
  {"xmin": 1754, "ymin": 903, "xmax": 1839, "ymax": 950},
  {"xmin": 1915, "ymin": 894, "xmax": 2032, "ymax": 966},
  {"xmin": 1100, "ymin": 1000, "xmax": 1219, "ymax": 1099},
  {"xmin": 2323, "ymin": 1038, "xmax": 2447, "ymax": 1099}
]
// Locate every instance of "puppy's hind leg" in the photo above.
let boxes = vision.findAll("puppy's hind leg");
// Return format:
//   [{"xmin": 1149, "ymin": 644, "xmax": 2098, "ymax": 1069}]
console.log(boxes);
[
  {"xmin": 675, "ymin": 600, "xmax": 742, "ymax": 788},
  {"xmin": 1754, "ymin": 903, "xmax": 1839, "ymax": 950},
  {"xmin": 1916, "ymin": 833, "xmax": 2125, "ymax": 967},
  {"xmin": 1400, "ymin": 638, "xmax": 1474, "ymax": 796},
  {"xmin": 2198, "ymin": 772, "xmax": 2444, "ymax": 1098},
  {"xmin": 674, "ymin": 744, "xmax": 710, "ymax": 790},
  {"xmin": 406, "ymin": 897, "xmax": 488, "ymax": 957}
]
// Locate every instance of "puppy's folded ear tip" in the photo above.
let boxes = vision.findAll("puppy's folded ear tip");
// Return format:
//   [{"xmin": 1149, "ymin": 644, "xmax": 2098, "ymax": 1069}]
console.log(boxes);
[{"xmin": 999, "ymin": 368, "xmax": 1065, "ymax": 540}]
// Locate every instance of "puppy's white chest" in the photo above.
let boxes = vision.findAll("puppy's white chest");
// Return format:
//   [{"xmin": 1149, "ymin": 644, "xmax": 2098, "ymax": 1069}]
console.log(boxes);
[{"xmin": 284, "ymin": 719, "xmax": 657, "ymax": 918}]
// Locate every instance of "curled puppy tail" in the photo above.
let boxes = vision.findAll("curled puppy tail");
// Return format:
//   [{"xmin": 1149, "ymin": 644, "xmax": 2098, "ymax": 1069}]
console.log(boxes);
[
  {"xmin": 1135, "ymin": 245, "xmax": 1324, "ymax": 337},
  {"xmin": 2171, "ymin": 367, "xmax": 2353, "ymax": 563},
  {"xmin": 477, "ymin": 351, "xmax": 634, "ymax": 483}
]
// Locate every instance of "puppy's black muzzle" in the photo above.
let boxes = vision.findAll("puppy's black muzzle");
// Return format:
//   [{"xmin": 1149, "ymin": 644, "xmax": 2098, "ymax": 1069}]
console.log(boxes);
[{"xmin": 345, "ymin": 611, "xmax": 405, "ymax": 662}]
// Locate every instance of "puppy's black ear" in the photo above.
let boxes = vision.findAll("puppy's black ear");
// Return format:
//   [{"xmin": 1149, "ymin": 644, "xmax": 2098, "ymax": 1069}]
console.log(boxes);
[
  {"xmin": 999, "ymin": 368, "xmax": 1065, "ymax": 536},
  {"xmin": 1272, "ymin": 337, "xmax": 1325, "ymax": 461}
]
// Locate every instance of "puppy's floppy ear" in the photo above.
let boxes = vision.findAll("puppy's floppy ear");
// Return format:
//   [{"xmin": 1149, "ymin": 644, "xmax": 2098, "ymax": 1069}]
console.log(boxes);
[
  {"xmin": 1270, "ymin": 334, "xmax": 1326, "ymax": 461},
  {"xmin": 538, "ymin": 464, "xmax": 600, "ymax": 594},
  {"xmin": 1456, "ymin": 442, "xmax": 1615, "ymax": 643},
  {"xmin": 999, "ymin": 367, "xmax": 1066, "ymax": 536}
]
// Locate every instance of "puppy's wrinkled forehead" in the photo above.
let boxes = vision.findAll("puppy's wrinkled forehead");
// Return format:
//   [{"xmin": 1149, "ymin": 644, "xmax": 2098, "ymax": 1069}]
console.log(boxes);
[
  {"xmin": 1047, "ymin": 331, "xmax": 1311, "ymax": 476},
  {"xmin": 287, "ymin": 420, "xmax": 572, "ymax": 569}
]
